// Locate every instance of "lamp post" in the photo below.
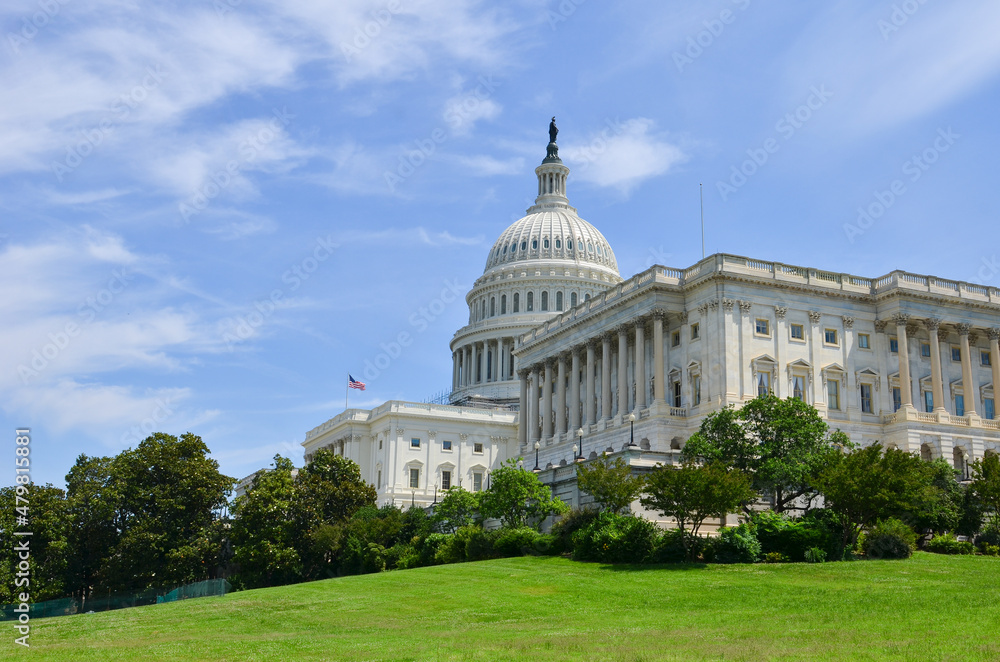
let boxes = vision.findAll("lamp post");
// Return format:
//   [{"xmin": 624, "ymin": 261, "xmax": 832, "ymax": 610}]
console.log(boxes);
[
  {"xmin": 533, "ymin": 441, "xmax": 541, "ymax": 471},
  {"xmin": 576, "ymin": 427, "xmax": 584, "ymax": 461},
  {"xmin": 627, "ymin": 412, "xmax": 636, "ymax": 448},
  {"xmin": 432, "ymin": 482, "xmax": 438, "ymax": 506},
  {"xmin": 518, "ymin": 458, "xmax": 524, "ymax": 471}
]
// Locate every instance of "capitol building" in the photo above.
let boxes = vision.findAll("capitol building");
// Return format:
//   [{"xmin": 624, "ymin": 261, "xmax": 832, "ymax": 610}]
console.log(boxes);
[{"xmin": 302, "ymin": 125, "xmax": 1000, "ymax": 510}]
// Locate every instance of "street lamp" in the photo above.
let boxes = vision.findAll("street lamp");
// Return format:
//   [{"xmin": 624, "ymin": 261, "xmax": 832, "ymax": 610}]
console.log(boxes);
[
  {"xmin": 627, "ymin": 412, "xmax": 636, "ymax": 448},
  {"xmin": 576, "ymin": 427, "xmax": 584, "ymax": 460},
  {"xmin": 533, "ymin": 441, "xmax": 541, "ymax": 471},
  {"xmin": 572, "ymin": 444, "xmax": 579, "ymax": 462},
  {"xmin": 518, "ymin": 458, "xmax": 524, "ymax": 471}
]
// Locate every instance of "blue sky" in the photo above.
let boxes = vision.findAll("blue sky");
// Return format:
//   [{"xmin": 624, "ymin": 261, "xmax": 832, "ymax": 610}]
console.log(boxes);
[{"xmin": 4, "ymin": 0, "xmax": 1000, "ymax": 487}]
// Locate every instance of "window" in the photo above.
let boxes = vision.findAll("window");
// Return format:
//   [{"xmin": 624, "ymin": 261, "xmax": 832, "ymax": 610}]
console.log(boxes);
[
  {"xmin": 378, "ymin": 439, "xmax": 383, "ymax": 450},
  {"xmin": 827, "ymin": 379, "xmax": 840, "ymax": 410},
  {"xmin": 543, "ymin": 238, "xmax": 549, "ymax": 249},
  {"xmin": 983, "ymin": 350, "xmax": 992, "ymax": 366},
  {"xmin": 757, "ymin": 372, "xmax": 770, "ymax": 397},
  {"xmin": 892, "ymin": 387, "xmax": 901, "ymax": 412},
  {"xmin": 952, "ymin": 346, "xmax": 962, "ymax": 362},
  {"xmin": 924, "ymin": 391, "xmax": 934, "ymax": 413},
  {"xmin": 472, "ymin": 472, "xmax": 483, "ymax": 492},
  {"xmin": 588, "ymin": 242, "xmax": 594, "ymax": 253},
  {"xmin": 520, "ymin": 241, "xmax": 526, "ymax": 251},
  {"xmin": 571, "ymin": 292, "xmax": 577, "ymax": 307},
  {"xmin": 473, "ymin": 442, "xmax": 484, "ymax": 454},
  {"xmin": 921, "ymin": 343, "xmax": 931, "ymax": 358},
  {"xmin": 556, "ymin": 291, "xmax": 563, "ymax": 311},
  {"xmin": 441, "ymin": 470, "xmax": 451, "ymax": 490},
  {"xmin": 985, "ymin": 397, "xmax": 996, "ymax": 420},
  {"xmin": 673, "ymin": 381, "xmax": 682, "ymax": 407},
  {"xmin": 526, "ymin": 292, "xmax": 533, "ymax": 312},
  {"xmin": 755, "ymin": 319, "xmax": 770, "ymax": 336},
  {"xmin": 513, "ymin": 292, "xmax": 519, "ymax": 313},
  {"xmin": 824, "ymin": 328, "xmax": 838, "ymax": 346},
  {"xmin": 691, "ymin": 323, "xmax": 700, "ymax": 340},
  {"xmin": 555, "ymin": 238, "xmax": 561, "ymax": 249},
  {"xmin": 793, "ymin": 376, "xmax": 805, "ymax": 401},
  {"xmin": 490, "ymin": 297, "xmax": 495, "ymax": 316},
  {"xmin": 410, "ymin": 437, "xmax": 420, "ymax": 449},
  {"xmin": 531, "ymin": 239, "xmax": 538, "ymax": 249},
  {"xmin": 376, "ymin": 469, "xmax": 382, "ymax": 489},
  {"xmin": 858, "ymin": 333, "xmax": 870, "ymax": 349},
  {"xmin": 409, "ymin": 468, "xmax": 419, "ymax": 488},
  {"xmin": 790, "ymin": 324, "xmax": 804, "ymax": 341},
  {"xmin": 567, "ymin": 239, "xmax": 573, "ymax": 250},
  {"xmin": 955, "ymin": 395, "xmax": 965, "ymax": 417},
  {"xmin": 442, "ymin": 440, "xmax": 452, "ymax": 451},
  {"xmin": 890, "ymin": 337, "xmax": 899, "ymax": 353},
  {"xmin": 860, "ymin": 383, "xmax": 873, "ymax": 413},
  {"xmin": 541, "ymin": 291, "xmax": 548, "ymax": 311},
  {"xmin": 671, "ymin": 330, "xmax": 681, "ymax": 347},
  {"xmin": 693, "ymin": 375, "xmax": 702, "ymax": 405},
  {"xmin": 501, "ymin": 295, "xmax": 507, "ymax": 314}
]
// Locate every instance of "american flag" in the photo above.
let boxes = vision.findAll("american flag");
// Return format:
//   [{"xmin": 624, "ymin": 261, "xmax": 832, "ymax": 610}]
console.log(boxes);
[{"xmin": 348, "ymin": 374, "xmax": 366, "ymax": 391}]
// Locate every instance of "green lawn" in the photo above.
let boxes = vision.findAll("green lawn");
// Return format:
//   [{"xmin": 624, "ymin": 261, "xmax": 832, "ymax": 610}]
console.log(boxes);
[{"xmin": 8, "ymin": 552, "xmax": 999, "ymax": 661}]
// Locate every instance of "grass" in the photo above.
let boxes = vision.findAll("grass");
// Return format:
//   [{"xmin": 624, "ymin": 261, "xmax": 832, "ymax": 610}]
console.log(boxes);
[{"xmin": 7, "ymin": 552, "xmax": 999, "ymax": 661}]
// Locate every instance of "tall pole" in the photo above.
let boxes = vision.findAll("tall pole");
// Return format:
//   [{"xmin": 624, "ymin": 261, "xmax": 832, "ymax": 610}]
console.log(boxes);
[
  {"xmin": 345, "ymin": 373, "xmax": 349, "ymax": 410},
  {"xmin": 700, "ymin": 183, "xmax": 705, "ymax": 259}
]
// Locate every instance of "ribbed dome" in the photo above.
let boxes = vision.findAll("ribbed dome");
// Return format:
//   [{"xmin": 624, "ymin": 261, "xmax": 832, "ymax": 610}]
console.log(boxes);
[{"xmin": 484, "ymin": 209, "xmax": 619, "ymax": 275}]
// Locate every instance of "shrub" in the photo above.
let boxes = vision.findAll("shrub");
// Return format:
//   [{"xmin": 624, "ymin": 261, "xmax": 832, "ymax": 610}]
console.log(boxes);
[
  {"xmin": 571, "ymin": 512, "xmax": 658, "ymax": 564},
  {"xmin": 494, "ymin": 527, "xmax": 544, "ymax": 557},
  {"xmin": 752, "ymin": 510, "xmax": 837, "ymax": 562},
  {"xmin": 384, "ymin": 543, "xmax": 415, "ymax": 570},
  {"xmin": 804, "ymin": 547, "xmax": 827, "ymax": 563},
  {"xmin": 799, "ymin": 508, "xmax": 852, "ymax": 561},
  {"xmin": 763, "ymin": 552, "xmax": 788, "ymax": 564},
  {"xmin": 863, "ymin": 518, "xmax": 916, "ymax": 560},
  {"xmin": 975, "ymin": 525, "xmax": 1000, "ymax": 549},
  {"xmin": 980, "ymin": 543, "xmax": 1000, "ymax": 557},
  {"xmin": 925, "ymin": 533, "xmax": 975, "ymax": 555},
  {"xmin": 705, "ymin": 523, "xmax": 761, "ymax": 564},
  {"xmin": 550, "ymin": 508, "xmax": 600, "ymax": 555},
  {"xmin": 433, "ymin": 534, "xmax": 466, "ymax": 565},
  {"xmin": 647, "ymin": 529, "xmax": 699, "ymax": 564},
  {"xmin": 417, "ymin": 533, "xmax": 450, "ymax": 566},
  {"xmin": 463, "ymin": 527, "xmax": 497, "ymax": 562}
]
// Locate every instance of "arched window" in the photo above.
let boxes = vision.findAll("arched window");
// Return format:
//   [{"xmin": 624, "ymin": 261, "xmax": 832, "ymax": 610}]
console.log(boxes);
[
  {"xmin": 502, "ymin": 245, "xmax": 507, "ymax": 254},
  {"xmin": 481, "ymin": 300, "xmax": 486, "ymax": 320},
  {"xmin": 532, "ymin": 239, "xmax": 538, "ymax": 250},
  {"xmin": 526, "ymin": 292, "xmax": 533, "ymax": 312},
  {"xmin": 490, "ymin": 297, "xmax": 495, "ymax": 317},
  {"xmin": 585, "ymin": 293, "xmax": 591, "ymax": 301},
  {"xmin": 588, "ymin": 242, "xmax": 594, "ymax": 252},
  {"xmin": 571, "ymin": 292, "xmax": 577, "ymax": 307},
  {"xmin": 520, "ymin": 241, "xmax": 526, "ymax": 251},
  {"xmin": 555, "ymin": 291, "xmax": 563, "ymax": 311},
  {"xmin": 567, "ymin": 239, "xmax": 573, "ymax": 250},
  {"xmin": 513, "ymin": 292, "xmax": 519, "ymax": 313},
  {"xmin": 543, "ymin": 238, "xmax": 549, "ymax": 249},
  {"xmin": 511, "ymin": 243, "xmax": 517, "ymax": 253},
  {"xmin": 541, "ymin": 291, "xmax": 549, "ymax": 311},
  {"xmin": 501, "ymin": 294, "xmax": 507, "ymax": 314},
  {"xmin": 555, "ymin": 238, "xmax": 561, "ymax": 249}
]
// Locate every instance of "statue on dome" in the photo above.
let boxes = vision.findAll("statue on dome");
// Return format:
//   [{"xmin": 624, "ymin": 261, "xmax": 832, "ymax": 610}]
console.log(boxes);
[{"xmin": 548, "ymin": 117, "xmax": 558, "ymax": 144}]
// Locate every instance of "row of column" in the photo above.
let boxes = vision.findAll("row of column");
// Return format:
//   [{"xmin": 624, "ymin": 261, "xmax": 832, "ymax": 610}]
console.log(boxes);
[
  {"xmin": 517, "ymin": 314, "xmax": 668, "ymax": 446},
  {"xmin": 453, "ymin": 337, "xmax": 517, "ymax": 390}
]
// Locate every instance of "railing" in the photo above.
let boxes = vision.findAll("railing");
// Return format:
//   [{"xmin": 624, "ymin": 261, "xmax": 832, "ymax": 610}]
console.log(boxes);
[
  {"xmin": 915, "ymin": 412, "xmax": 937, "ymax": 423},
  {"xmin": 951, "ymin": 415, "xmax": 971, "ymax": 426},
  {"xmin": 882, "ymin": 413, "xmax": 899, "ymax": 425},
  {"xmin": 984, "ymin": 419, "xmax": 1000, "ymax": 430},
  {"xmin": 670, "ymin": 407, "xmax": 688, "ymax": 417}
]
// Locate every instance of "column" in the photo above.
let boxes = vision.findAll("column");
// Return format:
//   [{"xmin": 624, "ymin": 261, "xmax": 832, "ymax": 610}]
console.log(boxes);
[
  {"xmin": 617, "ymin": 326, "xmax": 628, "ymax": 416},
  {"xmin": 894, "ymin": 314, "xmax": 913, "ymax": 408},
  {"xmin": 570, "ymin": 348, "xmax": 581, "ymax": 432},
  {"xmin": 989, "ymin": 329, "xmax": 1000, "ymax": 420},
  {"xmin": 926, "ymin": 319, "xmax": 946, "ymax": 412},
  {"xmin": 585, "ymin": 341, "xmax": 597, "ymax": 425},
  {"xmin": 555, "ymin": 355, "xmax": 567, "ymax": 436},
  {"xmin": 542, "ymin": 361, "xmax": 553, "ymax": 439},
  {"xmin": 653, "ymin": 313, "xmax": 665, "ymax": 404},
  {"xmin": 601, "ymin": 334, "xmax": 612, "ymax": 420},
  {"xmin": 958, "ymin": 324, "xmax": 978, "ymax": 416},
  {"xmin": 635, "ymin": 320, "xmax": 647, "ymax": 410},
  {"xmin": 464, "ymin": 346, "xmax": 472, "ymax": 386},
  {"xmin": 528, "ymin": 368, "xmax": 540, "ymax": 443},
  {"xmin": 452, "ymin": 351, "xmax": 459, "ymax": 390},
  {"xmin": 518, "ymin": 371, "xmax": 528, "ymax": 447}
]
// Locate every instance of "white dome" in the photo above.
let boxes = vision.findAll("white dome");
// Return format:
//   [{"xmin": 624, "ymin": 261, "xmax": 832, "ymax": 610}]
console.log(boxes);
[{"xmin": 485, "ymin": 209, "xmax": 619, "ymax": 275}]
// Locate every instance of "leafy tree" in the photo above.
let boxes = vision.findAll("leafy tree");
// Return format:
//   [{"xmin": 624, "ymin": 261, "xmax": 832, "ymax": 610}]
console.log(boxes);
[
  {"xmin": 970, "ymin": 453, "xmax": 1000, "ymax": 528},
  {"xmin": 0, "ymin": 484, "xmax": 70, "ymax": 603},
  {"xmin": 64, "ymin": 454, "xmax": 118, "ymax": 602},
  {"xmin": 907, "ymin": 458, "xmax": 964, "ymax": 535},
  {"xmin": 576, "ymin": 453, "xmax": 644, "ymax": 513},
  {"xmin": 640, "ymin": 462, "xmax": 755, "ymax": 559},
  {"xmin": 296, "ymin": 450, "xmax": 378, "ymax": 525},
  {"xmin": 432, "ymin": 487, "xmax": 479, "ymax": 533},
  {"xmin": 479, "ymin": 459, "xmax": 568, "ymax": 529},
  {"xmin": 682, "ymin": 395, "xmax": 849, "ymax": 512}
]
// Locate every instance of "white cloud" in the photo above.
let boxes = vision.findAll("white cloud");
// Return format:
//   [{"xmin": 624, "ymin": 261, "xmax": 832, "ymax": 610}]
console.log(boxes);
[
  {"xmin": 563, "ymin": 118, "xmax": 687, "ymax": 194},
  {"xmin": 442, "ymin": 94, "xmax": 502, "ymax": 137},
  {"xmin": 455, "ymin": 154, "xmax": 524, "ymax": 176}
]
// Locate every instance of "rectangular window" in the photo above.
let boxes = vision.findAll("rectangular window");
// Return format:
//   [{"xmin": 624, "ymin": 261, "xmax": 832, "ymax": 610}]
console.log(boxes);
[
  {"xmin": 858, "ymin": 333, "xmax": 870, "ymax": 349},
  {"xmin": 693, "ymin": 375, "xmax": 702, "ymax": 405},
  {"xmin": 691, "ymin": 323, "xmax": 700, "ymax": 340},
  {"xmin": 889, "ymin": 337, "xmax": 899, "ymax": 353},
  {"xmin": 442, "ymin": 440, "xmax": 452, "ymax": 451},
  {"xmin": 673, "ymin": 381, "xmax": 682, "ymax": 407},
  {"xmin": 409, "ymin": 468, "xmax": 419, "ymax": 488},
  {"xmin": 827, "ymin": 379, "xmax": 840, "ymax": 410},
  {"xmin": 755, "ymin": 319, "xmax": 770, "ymax": 336},
  {"xmin": 441, "ymin": 470, "xmax": 451, "ymax": 490},
  {"xmin": 378, "ymin": 439, "xmax": 383, "ymax": 450},
  {"xmin": 920, "ymin": 343, "xmax": 931, "ymax": 358},
  {"xmin": 924, "ymin": 390, "xmax": 934, "ymax": 413},
  {"xmin": 473, "ymin": 442, "xmax": 484, "ymax": 454},
  {"xmin": 952, "ymin": 346, "xmax": 962, "ymax": 362},
  {"xmin": 790, "ymin": 324, "xmax": 804, "ymax": 341},
  {"xmin": 671, "ymin": 330, "xmax": 681, "ymax": 347},
  {"xmin": 860, "ymin": 383, "xmax": 873, "ymax": 413},
  {"xmin": 472, "ymin": 472, "xmax": 483, "ymax": 492},
  {"xmin": 410, "ymin": 437, "xmax": 420, "ymax": 449},
  {"xmin": 985, "ymin": 397, "xmax": 996, "ymax": 420},
  {"xmin": 892, "ymin": 387, "xmax": 901, "ymax": 412},
  {"xmin": 792, "ymin": 375, "xmax": 805, "ymax": 401},
  {"xmin": 757, "ymin": 372, "xmax": 770, "ymax": 397},
  {"xmin": 956, "ymin": 394, "xmax": 965, "ymax": 417},
  {"xmin": 983, "ymin": 350, "xmax": 992, "ymax": 366},
  {"xmin": 377, "ymin": 469, "xmax": 381, "ymax": 489},
  {"xmin": 824, "ymin": 328, "xmax": 838, "ymax": 345}
]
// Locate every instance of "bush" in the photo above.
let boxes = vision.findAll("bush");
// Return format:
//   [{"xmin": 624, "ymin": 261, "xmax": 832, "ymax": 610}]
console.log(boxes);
[
  {"xmin": 494, "ymin": 527, "xmax": 544, "ymax": 557},
  {"xmin": 975, "ymin": 525, "xmax": 1000, "ymax": 549},
  {"xmin": 384, "ymin": 543, "xmax": 416, "ymax": 570},
  {"xmin": 980, "ymin": 543, "xmax": 1000, "ymax": 557},
  {"xmin": 648, "ymin": 529, "xmax": 700, "ymax": 564},
  {"xmin": 463, "ymin": 527, "xmax": 497, "ymax": 562},
  {"xmin": 863, "ymin": 518, "xmax": 916, "ymax": 560},
  {"xmin": 433, "ymin": 533, "xmax": 466, "ymax": 565},
  {"xmin": 804, "ymin": 547, "xmax": 827, "ymax": 563},
  {"xmin": 752, "ymin": 510, "xmax": 838, "ymax": 562},
  {"xmin": 704, "ymin": 523, "xmax": 761, "ymax": 564},
  {"xmin": 799, "ymin": 508, "xmax": 851, "ymax": 561},
  {"xmin": 550, "ymin": 508, "xmax": 600, "ymax": 555},
  {"xmin": 571, "ymin": 512, "xmax": 658, "ymax": 564},
  {"xmin": 925, "ymin": 533, "xmax": 975, "ymax": 555},
  {"xmin": 417, "ymin": 533, "xmax": 450, "ymax": 566},
  {"xmin": 763, "ymin": 552, "xmax": 788, "ymax": 564}
]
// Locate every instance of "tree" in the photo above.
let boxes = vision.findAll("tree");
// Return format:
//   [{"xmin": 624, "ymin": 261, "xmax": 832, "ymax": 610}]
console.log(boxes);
[
  {"xmin": 970, "ymin": 453, "xmax": 1000, "ymax": 528},
  {"xmin": 64, "ymin": 454, "xmax": 118, "ymax": 602},
  {"xmin": 0, "ymin": 484, "xmax": 70, "ymax": 603},
  {"xmin": 432, "ymin": 487, "xmax": 479, "ymax": 533},
  {"xmin": 907, "ymin": 458, "xmax": 964, "ymax": 535},
  {"xmin": 576, "ymin": 453, "xmax": 644, "ymax": 513},
  {"xmin": 640, "ymin": 461, "xmax": 755, "ymax": 559},
  {"xmin": 682, "ymin": 395, "xmax": 848, "ymax": 512},
  {"xmin": 478, "ymin": 459, "xmax": 568, "ymax": 529}
]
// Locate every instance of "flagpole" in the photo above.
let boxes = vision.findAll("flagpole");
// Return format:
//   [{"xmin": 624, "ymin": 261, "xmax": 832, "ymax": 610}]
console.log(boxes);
[{"xmin": 345, "ymin": 373, "xmax": 349, "ymax": 411}]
